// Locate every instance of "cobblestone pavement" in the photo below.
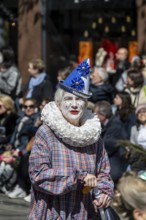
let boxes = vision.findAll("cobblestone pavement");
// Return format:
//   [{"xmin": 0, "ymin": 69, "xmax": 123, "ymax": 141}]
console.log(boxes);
[{"xmin": 0, "ymin": 193, "xmax": 30, "ymax": 220}]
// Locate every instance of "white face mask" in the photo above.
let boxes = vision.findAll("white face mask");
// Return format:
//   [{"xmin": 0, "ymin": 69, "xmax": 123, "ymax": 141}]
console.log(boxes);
[{"xmin": 60, "ymin": 92, "xmax": 86, "ymax": 126}]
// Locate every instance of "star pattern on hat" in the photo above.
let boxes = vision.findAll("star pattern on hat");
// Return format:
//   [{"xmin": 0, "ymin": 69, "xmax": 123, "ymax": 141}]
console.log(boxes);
[
  {"xmin": 77, "ymin": 60, "xmax": 90, "ymax": 77},
  {"xmin": 59, "ymin": 58, "xmax": 91, "ymax": 98},
  {"xmin": 71, "ymin": 77, "xmax": 84, "ymax": 91}
]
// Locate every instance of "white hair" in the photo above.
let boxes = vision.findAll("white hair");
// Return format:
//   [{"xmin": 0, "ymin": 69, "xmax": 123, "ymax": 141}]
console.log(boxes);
[
  {"xmin": 54, "ymin": 88, "xmax": 65, "ymax": 107},
  {"xmin": 97, "ymin": 67, "xmax": 108, "ymax": 82}
]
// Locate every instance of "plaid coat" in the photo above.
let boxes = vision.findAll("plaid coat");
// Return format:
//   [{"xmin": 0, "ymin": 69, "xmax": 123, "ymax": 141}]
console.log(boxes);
[{"xmin": 28, "ymin": 124, "xmax": 113, "ymax": 220}]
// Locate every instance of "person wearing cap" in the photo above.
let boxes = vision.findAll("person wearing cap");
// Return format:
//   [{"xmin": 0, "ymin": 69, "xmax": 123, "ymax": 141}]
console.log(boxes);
[
  {"xmin": 127, "ymin": 104, "xmax": 146, "ymax": 172},
  {"xmin": 27, "ymin": 59, "xmax": 114, "ymax": 220}
]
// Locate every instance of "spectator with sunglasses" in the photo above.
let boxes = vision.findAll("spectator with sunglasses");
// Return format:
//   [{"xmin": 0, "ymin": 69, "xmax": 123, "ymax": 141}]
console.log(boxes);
[
  {"xmin": 112, "ymin": 170, "xmax": 146, "ymax": 220},
  {"xmin": 8, "ymin": 98, "xmax": 39, "ymax": 153},
  {"xmin": 1, "ymin": 98, "xmax": 39, "ymax": 197},
  {"xmin": 21, "ymin": 98, "xmax": 52, "ymax": 203}
]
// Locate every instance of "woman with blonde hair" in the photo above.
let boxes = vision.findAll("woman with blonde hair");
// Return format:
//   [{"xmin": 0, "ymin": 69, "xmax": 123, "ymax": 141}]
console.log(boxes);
[
  {"xmin": 0, "ymin": 95, "xmax": 17, "ymax": 194},
  {"xmin": 0, "ymin": 95, "xmax": 16, "ymax": 113},
  {"xmin": 0, "ymin": 95, "xmax": 17, "ymax": 153},
  {"xmin": 112, "ymin": 171, "xmax": 146, "ymax": 220}
]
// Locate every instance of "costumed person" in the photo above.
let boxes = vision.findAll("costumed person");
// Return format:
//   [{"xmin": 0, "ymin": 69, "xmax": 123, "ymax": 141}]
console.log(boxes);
[{"xmin": 28, "ymin": 59, "xmax": 114, "ymax": 220}]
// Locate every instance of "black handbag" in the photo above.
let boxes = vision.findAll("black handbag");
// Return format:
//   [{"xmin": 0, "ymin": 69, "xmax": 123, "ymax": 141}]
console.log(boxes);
[{"xmin": 94, "ymin": 206, "xmax": 120, "ymax": 220}]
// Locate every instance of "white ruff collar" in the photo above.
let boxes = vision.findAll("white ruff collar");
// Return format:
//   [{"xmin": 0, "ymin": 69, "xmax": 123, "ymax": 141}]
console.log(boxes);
[{"xmin": 41, "ymin": 101, "xmax": 101, "ymax": 147}]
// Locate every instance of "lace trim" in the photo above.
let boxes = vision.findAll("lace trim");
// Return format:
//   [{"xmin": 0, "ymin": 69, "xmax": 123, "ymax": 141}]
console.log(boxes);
[{"xmin": 41, "ymin": 102, "xmax": 101, "ymax": 147}]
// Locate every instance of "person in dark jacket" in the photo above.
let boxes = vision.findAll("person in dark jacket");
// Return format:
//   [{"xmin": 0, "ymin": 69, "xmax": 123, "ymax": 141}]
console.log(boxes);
[
  {"xmin": 89, "ymin": 67, "xmax": 115, "ymax": 104},
  {"xmin": 94, "ymin": 100, "xmax": 128, "ymax": 185},
  {"xmin": 0, "ymin": 98, "xmax": 39, "ymax": 195},
  {"xmin": 9, "ymin": 98, "xmax": 39, "ymax": 154},
  {"xmin": 113, "ymin": 91, "xmax": 136, "ymax": 139},
  {"xmin": 4, "ymin": 98, "xmax": 40, "ymax": 198},
  {"xmin": 111, "ymin": 47, "xmax": 130, "ymax": 89},
  {"xmin": 19, "ymin": 59, "xmax": 53, "ymax": 106}
]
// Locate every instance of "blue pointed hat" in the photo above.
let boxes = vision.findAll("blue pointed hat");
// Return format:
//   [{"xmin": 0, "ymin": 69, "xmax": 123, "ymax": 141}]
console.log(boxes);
[{"xmin": 59, "ymin": 58, "xmax": 92, "ymax": 99}]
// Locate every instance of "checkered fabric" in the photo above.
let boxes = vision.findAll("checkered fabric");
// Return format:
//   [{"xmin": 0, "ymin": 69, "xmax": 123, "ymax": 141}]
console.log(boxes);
[{"xmin": 27, "ymin": 125, "xmax": 113, "ymax": 220}]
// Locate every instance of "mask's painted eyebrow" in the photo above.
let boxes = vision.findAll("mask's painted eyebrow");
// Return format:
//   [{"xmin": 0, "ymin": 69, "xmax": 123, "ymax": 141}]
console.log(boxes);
[
  {"xmin": 63, "ymin": 95, "xmax": 85, "ymax": 101},
  {"xmin": 76, "ymin": 97, "xmax": 84, "ymax": 101},
  {"xmin": 63, "ymin": 96, "xmax": 73, "ymax": 100}
]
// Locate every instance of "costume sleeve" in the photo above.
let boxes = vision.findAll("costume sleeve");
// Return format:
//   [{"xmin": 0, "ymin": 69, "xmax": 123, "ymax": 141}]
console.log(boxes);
[
  {"xmin": 29, "ymin": 126, "xmax": 87, "ymax": 195},
  {"xmin": 93, "ymin": 139, "xmax": 114, "ymax": 199}
]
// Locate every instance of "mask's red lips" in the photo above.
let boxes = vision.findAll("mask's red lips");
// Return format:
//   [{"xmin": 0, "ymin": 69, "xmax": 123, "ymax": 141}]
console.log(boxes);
[{"xmin": 70, "ymin": 110, "xmax": 79, "ymax": 115}]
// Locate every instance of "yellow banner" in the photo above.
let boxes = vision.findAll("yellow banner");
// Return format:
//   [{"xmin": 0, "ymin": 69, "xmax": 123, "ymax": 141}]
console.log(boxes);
[
  {"xmin": 128, "ymin": 41, "xmax": 138, "ymax": 62},
  {"xmin": 78, "ymin": 41, "xmax": 93, "ymax": 66}
]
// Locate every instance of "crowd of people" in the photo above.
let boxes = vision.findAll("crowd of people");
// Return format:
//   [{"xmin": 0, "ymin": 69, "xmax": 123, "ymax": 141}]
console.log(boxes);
[{"xmin": 0, "ymin": 45, "xmax": 146, "ymax": 219}]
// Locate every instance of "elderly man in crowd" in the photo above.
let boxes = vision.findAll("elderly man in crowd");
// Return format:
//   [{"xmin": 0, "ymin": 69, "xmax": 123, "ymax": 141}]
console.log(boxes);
[{"xmin": 89, "ymin": 66, "xmax": 115, "ymax": 104}]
